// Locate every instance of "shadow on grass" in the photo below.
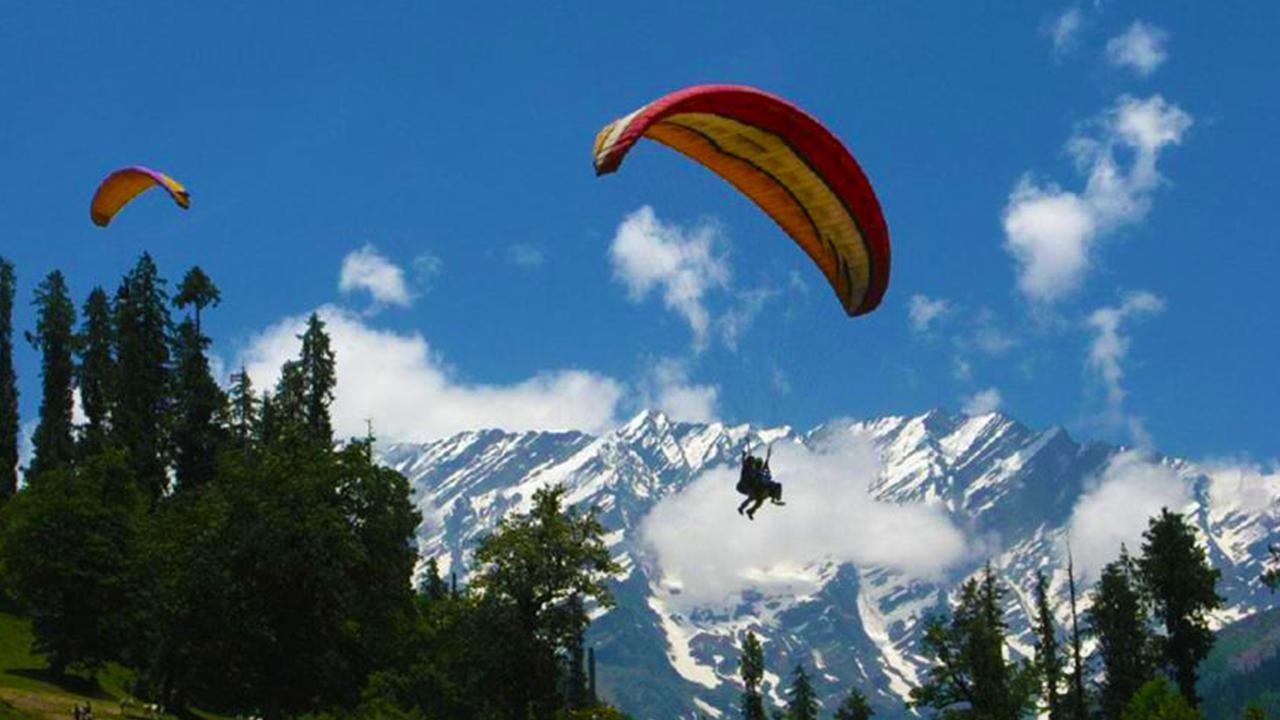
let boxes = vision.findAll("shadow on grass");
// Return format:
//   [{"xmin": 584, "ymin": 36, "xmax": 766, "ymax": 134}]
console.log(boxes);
[{"xmin": 4, "ymin": 669, "xmax": 112, "ymax": 700}]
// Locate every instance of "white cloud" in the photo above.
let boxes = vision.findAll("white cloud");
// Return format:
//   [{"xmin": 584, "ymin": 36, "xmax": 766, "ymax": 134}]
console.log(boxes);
[
  {"xmin": 339, "ymin": 244, "xmax": 414, "ymax": 309},
  {"xmin": 1106, "ymin": 21, "xmax": 1169, "ymax": 77},
  {"xmin": 1066, "ymin": 450, "xmax": 1191, "ymax": 580},
  {"xmin": 1003, "ymin": 96, "xmax": 1192, "ymax": 304},
  {"xmin": 908, "ymin": 294, "xmax": 951, "ymax": 333},
  {"xmin": 638, "ymin": 357, "xmax": 719, "ymax": 424},
  {"xmin": 506, "ymin": 243, "xmax": 545, "ymax": 268},
  {"xmin": 961, "ymin": 388, "xmax": 1003, "ymax": 416},
  {"xmin": 235, "ymin": 305, "xmax": 623, "ymax": 443},
  {"xmin": 719, "ymin": 288, "xmax": 775, "ymax": 351},
  {"xmin": 1202, "ymin": 460, "xmax": 1280, "ymax": 518},
  {"xmin": 609, "ymin": 207, "xmax": 730, "ymax": 350},
  {"xmin": 1046, "ymin": 7, "xmax": 1083, "ymax": 55},
  {"xmin": 639, "ymin": 434, "xmax": 969, "ymax": 606},
  {"xmin": 1086, "ymin": 291, "xmax": 1164, "ymax": 444}
]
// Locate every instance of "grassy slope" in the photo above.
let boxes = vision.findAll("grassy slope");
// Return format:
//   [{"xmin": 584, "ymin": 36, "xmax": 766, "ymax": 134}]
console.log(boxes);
[{"xmin": 0, "ymin": 611, "xmax": 145, "ymax": 720}]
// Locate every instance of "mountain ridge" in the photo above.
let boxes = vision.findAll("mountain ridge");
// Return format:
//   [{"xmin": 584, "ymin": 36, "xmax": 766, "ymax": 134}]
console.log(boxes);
[{"xmin": 379, "ymin": 409, "xmax": 1280, "ymax": 720}]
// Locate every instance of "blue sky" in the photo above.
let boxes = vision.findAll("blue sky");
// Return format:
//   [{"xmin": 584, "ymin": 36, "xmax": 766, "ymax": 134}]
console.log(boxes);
[{"xmin": 1, "ymin": 3, "xmax": 1276, "ymax": 460}]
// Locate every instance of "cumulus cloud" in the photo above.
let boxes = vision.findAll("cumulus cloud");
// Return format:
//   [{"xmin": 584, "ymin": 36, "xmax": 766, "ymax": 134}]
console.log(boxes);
[
  {"xmin": 1003, "ymin": 96, "xmax": 1192, "ymax": 304},
  {"xmin": 609, "ymin": 206, "xmax": 730, "ymax": 350},
  {"xmin": 235, "ymin": 305, "xmax": 624, "ymax": 443},
  {"xmin": 1106, "ymin": 21, "xmax": 1169, "ymax": 77},
  {"xmin": 638, "ymin": 357, "xmax": 719, "ymax": 424},
  {"xmin": 1087, "ymin": 291, "xmax": 1164, "ymax": 444},
  {"xmin": 339, "ymin": 244, "xmax": 414, "ymax": 309},
  {"xmin": 506, "ymin": 243, "xmax": 545, "ymax": 268},
  {"xmin": 639, "ymin": 435, "xmax": 969, "ymax": 606},
  {"xmin": 962, "ymin": 388, "xmax": 1003, "ymax": 416},
  {"xmin": 1067, "ymin": 450, "xmax": 1191, "ymax": 580},
  {"xmin": 412, "ymin": 251, "xmax": 444, "ymax": 289},
  {"xmin": 1046, "ymin": 7, "xmax": 1083, "ymax": 55},
  {"xmin": 908, "ymin": 294, "xmax": 951, "ymax": 334}
]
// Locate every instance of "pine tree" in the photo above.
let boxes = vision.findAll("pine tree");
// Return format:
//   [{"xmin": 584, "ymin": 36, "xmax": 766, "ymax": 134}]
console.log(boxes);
[
  {"xmin": 1139, "ymin": 507, "xmax": 1223, "ymax": 708},
  {"xmin": 417, "ymin": 556, "xmax": 449, "ymax": 602},
  {"xmin": 1033, "ymin": 569, "xmax": 1064, "ymax": 720},
  {"xmin": 1088, "ymin": 546, "xmax": 1155, "ymax": 720},
  {"xmin": 114, "ymin": 254, "xmax": 172, "ymax": 500},
  {"xmin": 834, "ymin": 688, "xmax": 873, "ymax": 720},
  {"xmin": 785, "ymin": 664, "xmax": 818, "ymax": 720},
  {"xmin": 171, "ymin": 318, "xmax": 226, "ymax": 490},
  {"xmin": 27, "ymin": 270, "xmax": 77, "ymax": 478},
  {"xmin": 298, "ymin": 313, "xmax": 336, "ymax": 446},
  {"xmin": 77, "ymin": 287, "xmax": 116, "ymax": 456},
  {"xmin": 0, "ymin": 257, "xmax": 17, "ymax": 502},
  {"xmin": 227, "ymin": 366, "xmax": 257, "ymax": 448},
  {"xmin": 1064, "ymin": 548, "xmax": 1089, "ymax": 720},
  {"xmin": 172, "ymin": 266, "xmax": 220, "ymax": 336},
  {"xmin": 740, "ymin": 631, "xmax": 767, "ymax": 720},
  {"xmin": 910, "ymin": 564, "xmax": 1037, "ymax": 720}
]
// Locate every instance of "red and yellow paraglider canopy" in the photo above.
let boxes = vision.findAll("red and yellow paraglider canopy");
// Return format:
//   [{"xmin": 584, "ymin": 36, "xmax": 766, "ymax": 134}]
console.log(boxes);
[
  {"xmin": 90, "ymin": 166, "xmax": 190, "ymax": 227},
  {"xmin": 594, "ymin": 85, "xmax": 890, "ymax": 317}
]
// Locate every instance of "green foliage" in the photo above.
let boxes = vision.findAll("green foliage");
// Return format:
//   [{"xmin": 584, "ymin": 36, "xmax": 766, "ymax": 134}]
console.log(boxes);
[
  {"xmin": 740, "ymin": 631, "xmax": 766, "ymax": 720},
  {"xmin": 1089, "ymin": 546, "xmax": 1156, "ymax": 720},
  {"xmin": 1262, "ymin": 546, "xmax": 1280, "ymax": 594},
  {"xmin": 471, "ymin": 485, "xmax": 620, "ymax": 719},
  {"xmin": 172, "ymin": 266, "xmax": 220, "ymax": 334},
  {"xmin": 0, "ymin": 257, "xmax": 17, "ymax": 503},
  {"xmin": 113, "ymin": 253, "xmax": 172, "ymax": 501},
  {"xmin": 0, "ymin": 450, "xmax": 145, "ymax": 674},
  {"xmin": 227, "ymin": 366, "xmax": 257, "ymax": 448},
  {"xmin": 1140, "ymin": 508, "xmax": 1224, "ymax": 708},
  {"xmin": 170, "ymin": 318, "xmax": 226, "ymax": 491},
  {"xmin": 910, "ymin": 564, "xmax": 1038, "ymax": 720},
  {"xmin": 785, "ymin": 664, "xmax": 817, "ymax": 720},
  {"xmin": 1033, "ymin": 569, "xmax": 1064, "ymax": 720},
  {"xmin": 833, "ymin": 688, "xmax": 873, "ymax": 720},
  {"xmin": 1244, "ymin": 705, "xmax": 1269, "ymax": 720},
  {"xmin": 27, "ymin": 271, "xmax": 77, "ymax": 478},
  {"xmin": 299, "ymin": 313, "xmax": 337, "ymax": 446},
  {"xmin": 1120, "ymin": 678, "xmax": 1200, "ymax": 720},
  {"xmin": 76, "ymin": 287, "xmax": 116, "ymax": 457}
]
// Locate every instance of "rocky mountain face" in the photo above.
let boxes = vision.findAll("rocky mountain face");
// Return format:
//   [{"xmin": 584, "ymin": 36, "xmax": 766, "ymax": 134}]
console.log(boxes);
[{"xmin": 379, "ymin": 410, "xmax": 1280, "ymax": 720}]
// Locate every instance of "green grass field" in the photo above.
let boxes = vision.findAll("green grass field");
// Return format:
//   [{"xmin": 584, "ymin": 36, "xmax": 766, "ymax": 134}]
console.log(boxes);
[{"xmin": 0, "ymin": 611, "xmax": 150, "ymax": 720}]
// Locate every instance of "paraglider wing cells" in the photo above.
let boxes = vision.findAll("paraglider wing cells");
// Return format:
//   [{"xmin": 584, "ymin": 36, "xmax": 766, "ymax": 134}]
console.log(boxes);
[
  {"xmin": 593, "ymin": 85, "xmax": 890, "ymax": 316},
  {"xmin": 90, "ymin": 166, "xmax": 189, "ymax": 227}
]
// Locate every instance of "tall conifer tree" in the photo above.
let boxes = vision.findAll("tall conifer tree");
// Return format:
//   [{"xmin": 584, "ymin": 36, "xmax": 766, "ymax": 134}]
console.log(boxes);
[
  {"xmin": 114, "ymin": 254, "xmax": 172, "ymax": 500},
  {"xmin": 171, "ymin": 318, "xmax": 225, "ymax": 490},
  {"xmin": 1139, "ymin": 508, "xmax": 1223, "ymax": 708},
  {"xmin": 1088, "ymin": 546, "xmax": 1155, "ymax": 720},
  {"xmin": 173, "ymin": 266, "xmax": 220, "ymax": 336},
  {"xmin": 77, "ymin": 287, "xmax": 116, "ymax": 456},
  {"xmin": 28, "ymin": 271, "xmax": 77, "ymax": 477},
  {"xmin": 741, "ymin": 631, "xmax": 767, "ymax": 720},
  {"xmin": 0, "ymin": 257, "xmax": 17, "ymax": 501},
  {"xmin": 298, "ymin": 313, "xmax": 336, "ymax": 446},
  {"xmin": 227, "ymin": 366, "xmax": 257, "ymax": 448},
  {"xmin": 786, "ymin": 664, "xmax": 818, "ymax": 720},
  {"xmin": 1064, "ymin": 548, "xmax": 1089, "ymax": 720},
  {"xmin": 1033, "ymin": 569, "xmax": 1064, "ymax": 720}
]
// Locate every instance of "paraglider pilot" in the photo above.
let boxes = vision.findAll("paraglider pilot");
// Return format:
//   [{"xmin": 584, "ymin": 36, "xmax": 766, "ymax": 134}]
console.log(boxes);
[{"xmin": 736, "ymin": 445, "xmax": 784, "ymax": 520}]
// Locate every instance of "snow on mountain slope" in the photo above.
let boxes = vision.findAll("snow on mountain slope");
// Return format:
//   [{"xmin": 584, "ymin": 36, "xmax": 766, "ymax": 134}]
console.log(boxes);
[{"xmin": 380, "ymin": 410, "xmax": 1280, "ymax": 720}]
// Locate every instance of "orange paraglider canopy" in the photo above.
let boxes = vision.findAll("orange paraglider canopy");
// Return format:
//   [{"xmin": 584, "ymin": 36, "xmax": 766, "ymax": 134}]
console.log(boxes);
[
  {"xmin": 90, "ymin": 166, "xmax": 189, "ymax": 227},
  {"xmin": 594, "ymin": 85, "xmax": 890, "ymax": 317}
]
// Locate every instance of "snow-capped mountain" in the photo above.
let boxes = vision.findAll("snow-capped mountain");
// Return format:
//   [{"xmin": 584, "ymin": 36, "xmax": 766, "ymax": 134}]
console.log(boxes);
[{"xmin": 378, "ymin": 410, "xmax": 1280, "ymax": 720}]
